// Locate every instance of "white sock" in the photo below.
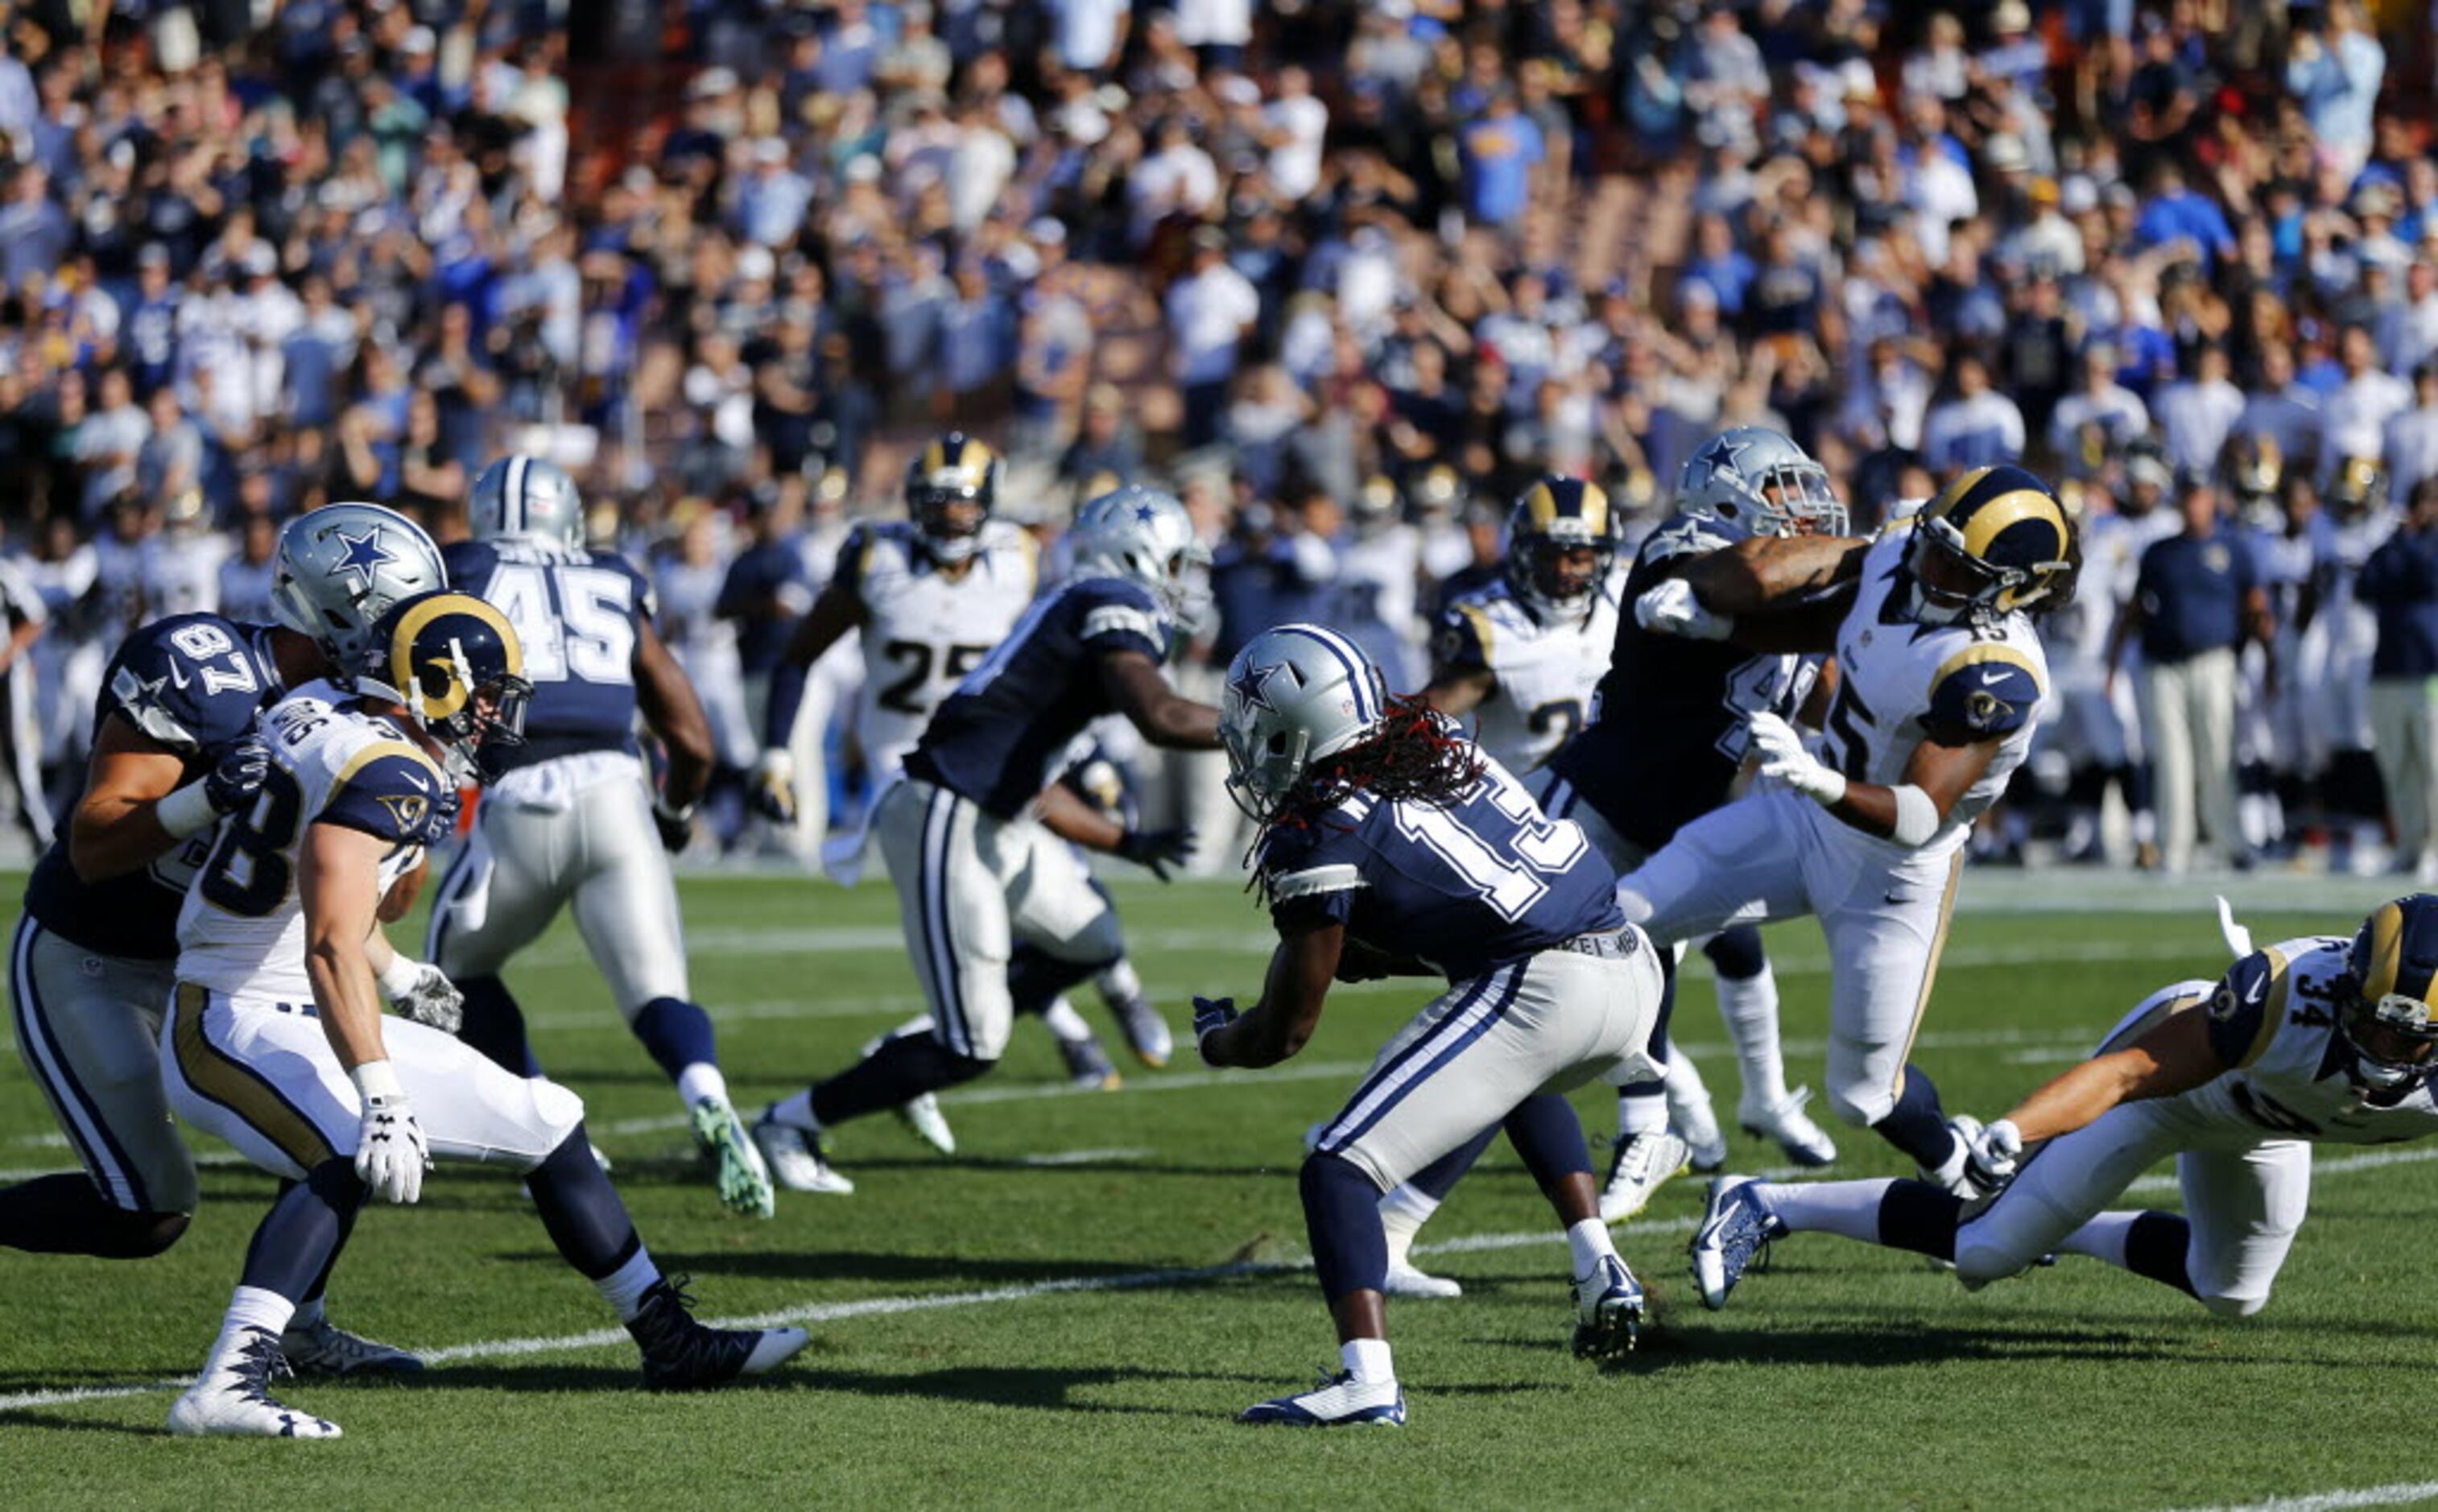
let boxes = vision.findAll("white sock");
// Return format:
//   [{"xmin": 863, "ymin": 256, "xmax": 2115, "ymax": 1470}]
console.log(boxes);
[
  {"xmin": 1565, "ymin": 1217, "xmax": 1618, "ymax": 1277},
  {"xmin": 1755, "ymin": 1179, "xmax": 1894, "ymax": 1242},
  {"xmin": 1378, "ymin": 1186, "xmax": 1438, "ymax": 1268},
  {"xmin": 1714, "ymin": 965, "xmax": 1791, "ymax": 1111},
  {"xmin": 289, "ymin": 1294, "xmax": 325, "ymax": 1330},
  {"xmin": 225, "ymin": 1285, "xmax": 297, "ymax": 1341},
  {"xmin": 1041, "ymin": 998, "xmax": 1092, "ymax": 1042},
  {"xmin": 770, "ymin": 1089, "xmax": 821, "ymax": 1133},
  {"xmin": 676, "ymin": 1062, "xmax": 729, "ymax": 1108},
  {"xmin": 597, "ymin": 1245, "xmax": 662, "ymax": 1322},
  {"xmin": 1662, "ymin": 1051, "xmax": 1713, "ymax": 1126},
  {"xmin": 1340, "ymin": 1336, "xmax": 1395, "ymax": 1386},
  {"xmin": 2056, "ymin": 1210, "xmax": 2138, "ymax": 1266},
  {"xmin": 1095, "ymin": 957, "xmax": 1143, "ymax": 1005},
  {"xmin": 1616, "ymin": 1088, "xmax": 1669, "ymax": 1139}
]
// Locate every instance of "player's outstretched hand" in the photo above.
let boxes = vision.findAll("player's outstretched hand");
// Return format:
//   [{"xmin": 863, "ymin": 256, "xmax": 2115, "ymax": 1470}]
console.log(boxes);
[
  {"xmin": 652, "ymin": 795, "xmax": 696, "ymax": 853},
  {"xmin": 1749, "ymin": 711, "xmax": 1847, "ymax": 805},
  {"xmin": 1634, "ymin": 578, "xmax": 1734, "ymax": 641},
  {"xmin": 749, "ymin": 749, "xmax": 797, "ymax": 825},
  {"xmin": 1117, "ymin": 825, "xmax": 1196, "ymax": 882},
  {"xmin": 204, "ymin": 733, "xmax": 272, "ymax": 814},
  {"xmin": 1963, "ymin": 1117, "xmax": 2023, "ymax": 1196},
  {"xmin": 1192, "ymin": 996, "xmax": 1238, "ymax": 1067},
  {"xmin": 350, "ymin": 1064, "xmax": 431, "ymax": 1204}
]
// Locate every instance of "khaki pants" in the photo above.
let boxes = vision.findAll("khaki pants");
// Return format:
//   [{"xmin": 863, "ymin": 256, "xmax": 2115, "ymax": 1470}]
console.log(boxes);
[
  {"xmin": 2139, "ymin": 647, "xmax": 2239, "ymax": 871},
  {"xmin": 2371, "ymin": 677, "xmax": 2438, "ymax": 869}
]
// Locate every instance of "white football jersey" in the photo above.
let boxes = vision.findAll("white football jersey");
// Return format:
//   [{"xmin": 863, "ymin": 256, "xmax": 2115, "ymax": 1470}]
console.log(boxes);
[
  {"xmin": 1814, "ymin": 530, "xmax": 2050, "ymax": 851},
  {"xmin": 850, "ymin": 519, "xmax": 1039, "ymax": 777},
  {"xmin": 176, "ymin": 685, "xmax": 445, "ymax": 1001},
  {"xmin": 1434, "ymin": 572, "xmax": 1621, "ymax": 774}
]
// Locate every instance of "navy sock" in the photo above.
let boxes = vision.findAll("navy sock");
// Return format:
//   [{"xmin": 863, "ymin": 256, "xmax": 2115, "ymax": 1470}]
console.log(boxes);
[
  {"xmin": 1874, "ymin": 1179, "xmax": 1963, "ymax": 1261},
  {"xmin": 1502, "ymin": 1093, "xmax": 1594, "ymax": 1208},
  {"xmin": 1871, "ymin": 1063, "xmax": 1958, "ymax": 1170},
  {"xmin": 2123, "ymin": 1211, "xmax": 2198, "ymax": 1298},
  {"xmin": 0, "ymin": 1173, "xmax": 187, "ymax": 1258},
  {"xmin": 458, "ymin": 975, "xmax": 541, "ymax": 1077},
  {"xmin": 527, "ymin": 1125, "xmax": 642, "ymax": 1281},
  {"xmin": 1008, "ymin": 942, "xmax": 1114, "ymax": 1019},
  {"xmin": 1406, "ymin": 1124, "xmax": 1500, "ymax": 1203},
  {"xmin": 238, "ymin": 1159, "xmax": 365, "ymax": 1302},
  {"xmin": 1301, "ymin": 1152, "xmax": 1390, "ymax": 1302},
  {"xmin": 1702, "ymin": 923, "xmax": 1767, "ymax": 981},
  {"xmin": 630, "ymin": 997, "xmax": 718, "ymax": 1083},
  {"xmin": 810, "ymin": 1030, "xmax": 993, "ymax": 1126}
]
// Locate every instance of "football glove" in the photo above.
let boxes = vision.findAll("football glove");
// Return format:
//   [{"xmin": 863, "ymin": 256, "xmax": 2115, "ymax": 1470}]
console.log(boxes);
[
  {"xmin": 749, "ymin": 749, "xmax": 797, "ymax": 825},
  {"xmin": 1634, "ymin": 578, "xmax": 1735, "ymax": 642},
  {"xmin": 1115, "ymin": 825, "xmax": 1196, "ymax": 882},
  {"xmin": 379, "ymin": 956, "xmax": 465, "ymax": 1035},
  {"xmin": 203, "ymin": 733, "xmax": 272, "ymax": 814},
  {"xmin": 1749, "ymin": 711, "xmax": 1848, "ymax": 806},
  {"xmin": 652, "ymin": 794, "xmax": 696, "ymax": 853},
  {"xmin": 1962, "ymin": 1117, "xmax": 2023, "ymax": 1196},
  {"xmin": 414, "ymin": 785, "xmax": 463, "ymax": 849},
  {"xmin": 350, "ymin": 1064, "xmax": 429, "ymax": 1204},
  {"xmin": 1192, "ymin": 995, "xmax": 1239, "ymax": 1068}
]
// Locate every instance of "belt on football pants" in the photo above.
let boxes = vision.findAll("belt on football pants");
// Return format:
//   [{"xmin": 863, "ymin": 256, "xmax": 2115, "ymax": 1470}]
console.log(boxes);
[{"xmin": 1551, "ymin": 928, "xmax": 1638, "ymax": 960}]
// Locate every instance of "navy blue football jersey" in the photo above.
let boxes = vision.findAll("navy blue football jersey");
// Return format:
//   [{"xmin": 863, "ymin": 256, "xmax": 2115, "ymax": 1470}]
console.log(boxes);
[
  {"xmin": 1254, "ymin": 751, "xmax": 1625, "ymax": 982},
  {"xmin": 1547, "ymin": 513, "xmax": 1821, "ymax": 853},
  {"xmin": 23, "ymin": 613, "xmax": 286, "ymax": 959},
  {"xmin": 445, "ymin": 539, "xmax": 653, "ymax": 773},
  {"xmin": 906, "ymin": 576, "xmax": 1167, "ymax": 821}
]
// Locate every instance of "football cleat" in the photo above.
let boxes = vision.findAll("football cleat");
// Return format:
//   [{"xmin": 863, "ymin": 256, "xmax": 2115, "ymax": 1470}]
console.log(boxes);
[
  {"xmin": 627, "ymin": 1278, "xmax": 809, "ymax": 1390},
  {"xmin": 1056, "ymin": 1031, "xmax": 1122, "ymax": 1092},
  {"xmin": 1571, "ymin": 1254, "xmax": 1647, "ymax": 1358},
  {"xmin": 1598, "ymin": 1130, "xmax": 1692, "ymax": 1222},
  {"xmin": 168, "ymin": 1328, "xmax": 341, "ymax": 1440},
  {"xmin": 280, "ymin": 1317, "xmax": 424, "ymax": 1378},
  {"xmin": 1239, "ymin": 1369, "xmax": 1407, "ymax": 1427},
  {"xmin": 1689, "ymin": 1175, "xmax": 1787, "ymax": 1310},
  {"xmin": 895, "ymin": 1092, "xmax": 957, "ymax": 1155},
  {"xmin": 1106, "ymin": 993, "xmax": 1174, "ymax": 1068},
  {"xmin": 691, "ymin": 1095, "xmax": 777, "ymax": 1219},
  {"xmin": 1738, "ymin": 1087, "xmax": 1839, "ymax": 1167},
  {"xmin": 751, "ymin": 1106, "xmax": 854, "ymax": 1194},
  {"xmin": 1383, "ymin": 1261, "xmax": 1463, "ymax": 1300}
]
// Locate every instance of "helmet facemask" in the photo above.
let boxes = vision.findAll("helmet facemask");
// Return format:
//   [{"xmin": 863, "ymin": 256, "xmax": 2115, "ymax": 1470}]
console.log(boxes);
[
  {"xmin": 1510, "ymin": 531, "xmax": 1613, "ymax": 619},
  {"xmin": 411, "ymin": 637, "xmax": 534, "ymax": 786},
  {"xmin": 912, "ymin": 485, "xmax": 990, "ymax": 563},
  {"xmin": 1744, "ymin": 457, "xmax": 1849, "ymax": 539},
  {"xmin": 2339, "ymin": 989, "xmax": 2438, "ymax": 1094}
]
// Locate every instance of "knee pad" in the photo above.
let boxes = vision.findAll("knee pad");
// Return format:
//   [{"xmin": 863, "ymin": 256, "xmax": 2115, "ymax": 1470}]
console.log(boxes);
[
  {"xmin": 1702, "ymin": 926, "xmax": 1767, "ymax": 981},
  {"xmin": 2199, "ymin": 1289, "xmax": 2268, "ymax": 1320},
  {"xmin": 528, "ymin": 1079, "xmax": 589, "ymax": 1160},
  {"xmin": 1825, "ymin": 1081, "xmax": 1894, "ymax": 1129}
]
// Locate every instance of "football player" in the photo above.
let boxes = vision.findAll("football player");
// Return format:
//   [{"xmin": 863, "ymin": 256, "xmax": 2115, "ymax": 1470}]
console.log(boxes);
[
  {"xmin": 1200, "ymin": 624, "xmax": 1665, "ymax": 1427},
  {"xmin": 162, "ymin": 590, "xmax": 805, "ymax": 1438},
  {"xmin": 2, "ymin": 503, "xmax": 444, "ymax": 1376},
  {"xmin": 1692, "ymin": 896, "xmax": 2438, "ymax": 1319},
  {"xmin": 424, "ymin": 456, "xmax": 772, "ymax": 1219},
  {"xmin": 750, "ymin": 485, "xmax": 1217, "ymax": 1192},
  {"xmin": 1630, "ymin": 463, "xmax": 2075, "ymax": 1192}
]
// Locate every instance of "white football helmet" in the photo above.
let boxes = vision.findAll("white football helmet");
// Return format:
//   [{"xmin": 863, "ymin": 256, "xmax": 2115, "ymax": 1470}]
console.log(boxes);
[
  {"xmin": 1677, "ymin": 427, "xmax": 1847, "ymax": 539},
  {"xmin": 469, "ymin": 454, "xmax": 585, "ymax": 547},
  {"xmin": 270, "ymin": 502, "xmax": 448, "ymax": 678},
  {"xmin": 1221, "ymin": 624, "xmax": 1386, "ymax": 820},
  {"xmin": 1070, "ymin": 485, "xmax": 1212, "ymax": 626}
]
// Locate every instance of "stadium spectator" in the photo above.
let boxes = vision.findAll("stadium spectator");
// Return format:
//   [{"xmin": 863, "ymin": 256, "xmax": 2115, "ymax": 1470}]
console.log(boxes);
[{"xmin": 2361, "ymin": 477, "xmax": 2438, "ymax": 885}]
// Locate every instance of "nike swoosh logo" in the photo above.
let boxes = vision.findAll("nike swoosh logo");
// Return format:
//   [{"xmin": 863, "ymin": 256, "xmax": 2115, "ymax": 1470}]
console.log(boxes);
[
  {"xmin": 403, "ymin": 772, "xmax": 430, "ymax": 792},
  {"xmin": 1976, "ymin": 667, "xmax": 2006, "ymax": 685},
  {"xmin": 167, "ymin": 659, "xmax": 191, "ymax": 690},
  {"xmin": 1884, "ymin": 891, "xmax": 1911, "ymax": 906},
  {"xmin": 2244, "ymin": 975, "xmax": 2267, "ymax": 1007}
]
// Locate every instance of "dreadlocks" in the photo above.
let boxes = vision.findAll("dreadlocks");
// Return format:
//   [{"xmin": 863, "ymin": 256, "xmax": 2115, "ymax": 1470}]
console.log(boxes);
[{"xmin": 1258, "ymin": 695, "xmax": 1486, "ymax": 850}]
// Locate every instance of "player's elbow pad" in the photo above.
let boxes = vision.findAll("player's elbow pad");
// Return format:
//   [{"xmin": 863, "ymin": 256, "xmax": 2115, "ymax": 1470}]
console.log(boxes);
[{"xmin": 1890, "ymin": 783, "xmax": 1941, "ymax": 848}]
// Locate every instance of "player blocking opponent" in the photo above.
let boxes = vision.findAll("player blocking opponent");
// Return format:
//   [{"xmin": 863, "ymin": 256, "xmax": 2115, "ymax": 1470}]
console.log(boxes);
[
  {"xmin": 750, "ymin": 485, "xmax": 1217, "ymax": 1192},
  {"xmin": 162, "ymin": 590, "xmax": 804, "ymax": 1438},
  {"xmin": 1693, "ymin": 896, "xmax": 2438, "ymax": 1319},
  {"xmin": 1200, "ymin": 624, "xmax": 1665, "ymax": 1426},
  {"xmin": 428, "ymin": 456, "xmax": 772, "ymax": 1218}
]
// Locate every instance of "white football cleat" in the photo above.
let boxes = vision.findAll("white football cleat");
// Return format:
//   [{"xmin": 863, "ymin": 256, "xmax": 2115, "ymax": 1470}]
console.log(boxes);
[
  {"xmin": 1240, "ymin": 1370, "xmax": 1406, "ymax": 1427},
  {"xmin": 1672, "ymin": 1097, "xmax": 1729, "ymax": 1174},
  {"xmin": 1598, "ymin": 1130, "xmax": 1692, "ymax": 1222},
  {"xmin": 1738, "ymin": 1087, "xmax": 1839, "ymax": 1167},
  {"xmin": 1382, "ymin": 1261, "xmax": 1463, "ymax": 1300},
  {"xmin": 691, "ymin": 1095, "xmax": 776, "ymax": 1218},
  {"xmin": 168, "ymin": 1328, "xmax": 341, "ymax": 1440},
  {"xmin": 279, "ymin": 1317, "xmax": 423, "ymax": 1378},
  {"xmin": 895, "ymin": 1092, "xmax": 957, "ymax": 1155},
  {"xmin": 750, "ymin": 1106, "xmax": 854, "ymax": 1194}
]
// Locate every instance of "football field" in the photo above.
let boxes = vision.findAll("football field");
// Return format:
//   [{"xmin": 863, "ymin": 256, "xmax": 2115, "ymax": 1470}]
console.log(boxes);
[{"xmin": 1, "ymin": 868, "xmax": 2431, "ymax": 1510}]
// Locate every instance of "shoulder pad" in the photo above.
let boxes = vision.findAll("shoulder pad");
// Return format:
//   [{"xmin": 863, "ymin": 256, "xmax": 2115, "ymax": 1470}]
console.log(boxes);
[
  {"xmin": 105, "ymin": 615, "xmax": 267, "ymax": 753},
  {"xmin": 1638, "ymin": 514, "xmax": 1736, "ymax": 571},
  {"xmin": 2204, "ymin": 948, "xmax": 2290, "ymax": 1069},
  {"xmin": 442, "ymin": 539, "xmax": 499, "ymax": 589},
  {"xmin": 1922, "ymin": 644, "xmax": 2044, "ymax": 745},
  {"xmin": 1433, "ymin": 598, "xmax": 1494, "ymax": 675},
  {"xmin": 592, "ymin": 549, "xmax": 656, "ymax": 619},
  {"xmin": 316, "ymin": 742, "xmax": 448, "ymax": 845},
  {"xmin": 1075, "ymin": 579, "xmax": 1165, "ymax": 654}
]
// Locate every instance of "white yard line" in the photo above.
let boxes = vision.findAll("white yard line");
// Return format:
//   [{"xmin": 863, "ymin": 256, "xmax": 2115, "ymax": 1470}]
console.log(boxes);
[{"xmin": 2165, "ymin": 1481, "xmax": 2438, "ymax": 1512}]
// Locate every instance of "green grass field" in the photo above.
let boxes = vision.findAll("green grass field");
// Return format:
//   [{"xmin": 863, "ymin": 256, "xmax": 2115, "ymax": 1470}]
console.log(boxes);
[{"xmin": 2, "ymin": 868, "xmax": 2432, "ymax": 1510}]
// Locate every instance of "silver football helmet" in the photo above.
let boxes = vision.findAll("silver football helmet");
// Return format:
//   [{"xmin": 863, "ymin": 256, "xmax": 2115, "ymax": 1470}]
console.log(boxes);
[
  {"xmin": 1221, "ymin": 624, "xmax": 1387, "ymax": 820},
  {"xmin": 1677, "ymin": 427, "xmax": 1847, "ymax": 539},
  {"xmin": 469, "ymin": 454, "xmax": 585, "ymax": 547},
  {"xmin": 1070, "ymin": 485, "xmax": 1212, "ymax": 626},
  {"xmin": 270, "ymin": 502, "xmax": 448, "ymax": 678}
]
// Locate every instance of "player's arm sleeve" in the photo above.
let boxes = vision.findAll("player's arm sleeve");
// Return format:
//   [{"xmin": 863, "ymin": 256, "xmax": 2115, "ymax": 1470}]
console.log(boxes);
[
  {"xmin": 1077, "ymin": 584, "xmax": 1166, "ymax": 660},
  {"xmin": 1919, "ymin": 651, "xmax": 2043, "ymax": 747},
  {"xmin": 1258, "ymin": 829, "xmax": 1364, "ymax": 933},
  {"xmin": 316, "ymin": 750, "xmax": 444, "ymax": 845},
  {"xmin": 1635, "ymin": 519, "xmax": 1738, "ymax": 576},
  {"xmin": 2200, "ymin": 948, "xmax": 2286, "ymax": 1070}
]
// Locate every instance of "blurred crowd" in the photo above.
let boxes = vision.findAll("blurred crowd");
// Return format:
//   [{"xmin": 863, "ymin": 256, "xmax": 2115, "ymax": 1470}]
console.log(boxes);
[{"xmin": 0, "ymin": 0, "xmax": 2436, "ymax": 874}]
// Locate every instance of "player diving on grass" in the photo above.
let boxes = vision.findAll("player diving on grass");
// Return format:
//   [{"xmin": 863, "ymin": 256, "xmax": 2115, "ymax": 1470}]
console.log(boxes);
[
  {"xmin": 161, "ymin": 590, "xmax": 805, "ymax": 1439},
  {"xmin": 1197, "ymin": 624, "xmax": 1665, "ymax": 1427},
  {"xmin": 427, "ymin": 456, "xmax": 774, "ymax": 1218},
  {"xmin": 2, "ymin": 503, "xmax": 446, "ymax": 1376},
  {"xmin": 1692, "ymin": 894, "xmax": 2438, "ymax": 1320},
  {"xmin": 1627, "ymin": 464, "xmax": 2076, "ymax": 1196},
  {"xmin": 750, "ymin": 485, "xmax": 1216, "ymax": 1193}
]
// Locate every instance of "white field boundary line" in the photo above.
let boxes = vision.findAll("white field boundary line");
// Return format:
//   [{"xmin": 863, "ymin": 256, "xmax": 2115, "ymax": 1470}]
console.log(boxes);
[
  {"xmin": 9, "ymin": 1144, "xmax": 2438, "ymax": 1420},
  {"xmin": 2166, "ymin": 1481, "xmax": 2438, "ymax": 1512}
]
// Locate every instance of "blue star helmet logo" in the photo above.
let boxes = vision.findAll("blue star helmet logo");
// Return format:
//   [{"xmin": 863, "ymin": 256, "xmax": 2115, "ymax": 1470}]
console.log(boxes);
[
  {"xmin": 1229, "ymin": 660, "xmax": 1284, "ymax": 714},
  {"xmin": 329, "ymin": 527, "xmax": 395, "ymax": 591},
  {"xmin": 1133, "ymin": 502, "xmax": 1159, "ymax": 525},
  {"xmin": 1697, "ymin": 433, "xmax": 1747, "ymax": 472}
]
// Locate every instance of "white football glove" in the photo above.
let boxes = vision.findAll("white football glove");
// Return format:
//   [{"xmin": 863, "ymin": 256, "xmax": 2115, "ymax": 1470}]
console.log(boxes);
[
  {"xmin": 749, "ymin": 749, "xmax": 798, "ymax": 825},
  {"xmin": 1749, "ymin": 710, "xmax": 1848, "ymax": 805},
  {"xmin": 1962, "ymin": 1117, "xmax": 2023, "ymax": 1196},
  {"xmin": 379, "ymin": 954, "xmax": 464, "ymax": 1035},
  {"xmin": 1634, "ymin": 578, "xmax": 1735, "ymax": 642},
  {"xmin": 350, "ymin": 1063, "xmax": 430, "ymax": 1204},
  {"xmin": 1192, "ymin": 995, "xmax": 1239, "ymax": 1068}
]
